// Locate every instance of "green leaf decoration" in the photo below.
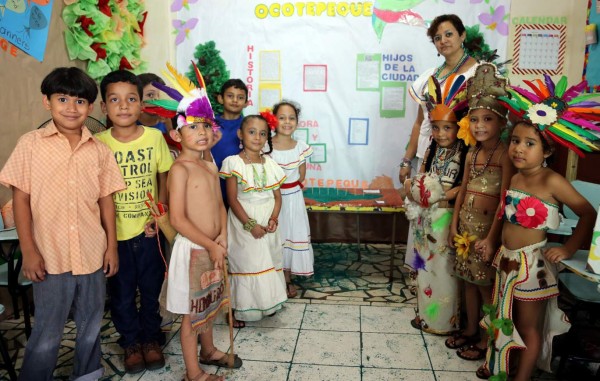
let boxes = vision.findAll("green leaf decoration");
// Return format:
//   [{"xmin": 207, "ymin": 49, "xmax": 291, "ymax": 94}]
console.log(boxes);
[
  {"xmin": 483, "ymin": 303, "xmax": 497, "ymax": 317},
  {"xmin": 62, "ymin": 0, "xmax": 147, "ymax": 81},
  {"xmin": 424, "ymin": 302, "xmax": 440, "ymax": 320},
  {"xmin": 490, "ymin": 371, "xmax": 508, "ymax": 381}
]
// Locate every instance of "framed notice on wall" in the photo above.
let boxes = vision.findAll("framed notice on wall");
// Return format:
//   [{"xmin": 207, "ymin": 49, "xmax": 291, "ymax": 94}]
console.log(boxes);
[{"xmin": 512, "ymin": 24, "xmax": 566, "ymax": 76}]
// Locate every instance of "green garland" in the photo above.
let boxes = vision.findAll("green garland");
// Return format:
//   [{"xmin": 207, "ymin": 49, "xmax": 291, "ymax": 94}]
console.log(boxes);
[{"xmin": 62, "ymin": 0, "xmax": 147, "ymax": 81}]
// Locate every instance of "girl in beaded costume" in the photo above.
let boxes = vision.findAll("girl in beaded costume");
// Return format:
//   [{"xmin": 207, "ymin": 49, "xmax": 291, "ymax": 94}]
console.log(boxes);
[
  {"xmin": 476, "ymin": 75, "xmax": 599, "ymax": 380},
  {"xmin": 219, "ymin": 115, "xmax": 287, "ymax": 328},
  {"xmin": 445, "ymin": 63, "xmax": 516, "ymax": 362},
  {"xmin": 405, "ymin": 74, "xmax": 470, "ymax": 335}
]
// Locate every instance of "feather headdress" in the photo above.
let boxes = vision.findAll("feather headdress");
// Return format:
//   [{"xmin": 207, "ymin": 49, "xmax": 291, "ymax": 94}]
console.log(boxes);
[
  {"xmin": 144, "ymin": 62, "xmax": 216, "ymax": 130},
  {"xmin": 425, "ymin": 73, "xmax": 468, "ymax": 122},
  {"xmin": 499, "ymin": 75, "xmax": 600, "ymax": 157}
]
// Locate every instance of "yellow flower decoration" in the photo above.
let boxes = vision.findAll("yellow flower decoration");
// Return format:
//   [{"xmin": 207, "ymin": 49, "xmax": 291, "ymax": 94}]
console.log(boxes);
[
  {"xmin": 454, "ymin": 231, "xmax": 477, "ymax": 260},
  {"xmin": 457, "ymin": 116, "xmax": 476, "ymax": 146}
]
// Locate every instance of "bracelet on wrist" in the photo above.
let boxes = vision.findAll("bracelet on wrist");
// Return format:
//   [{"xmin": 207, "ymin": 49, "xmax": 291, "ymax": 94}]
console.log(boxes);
[
  {"xmin": 400, "ymin": 160, "xmax": 412, "ymax": 169},
  {"xmin": 243, "ymin": 218, "xmax": 257, "ymax": 232},
  {"xmin": 269, "ymin": 216, "xmax": 278, "ymax": 225}
]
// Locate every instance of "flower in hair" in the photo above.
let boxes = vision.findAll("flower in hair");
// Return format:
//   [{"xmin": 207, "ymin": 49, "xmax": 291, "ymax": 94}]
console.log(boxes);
[
  {"xmin": 457, "ymin": 116, "xmax": 476, "ymax": 146},
  {"xmin": 260, "ymin": 109, "xmax": 278, "ymax": 131},
  {"xmin": 499, "ymin": 74, "xmax": 600, "ymax": 157}
]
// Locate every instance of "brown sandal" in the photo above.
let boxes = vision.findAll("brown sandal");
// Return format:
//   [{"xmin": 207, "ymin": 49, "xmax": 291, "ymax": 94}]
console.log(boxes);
[
  {"xmin": 444, "ymin": 331, "xmax": 480, "ymax": 349},
  {"xmin": 457, "ymin": 343, "xmax": 487, "ymax": 361},
  {"xmin": 199, "ymin": 347, "xmax": 243, "ymax": 369}
]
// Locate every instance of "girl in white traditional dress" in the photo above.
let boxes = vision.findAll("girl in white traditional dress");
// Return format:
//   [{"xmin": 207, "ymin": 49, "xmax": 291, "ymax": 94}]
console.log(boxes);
[
  {"xmin": 269, "ymin": 100, "xmax": 314, "ymax": 298},
  {"xmin": 404, "ymin": 74, "xmax": 470, "ymax": 335},
  {"xmin": 219, "ymin": 115, "xmax": 287, "ymax": 328}
]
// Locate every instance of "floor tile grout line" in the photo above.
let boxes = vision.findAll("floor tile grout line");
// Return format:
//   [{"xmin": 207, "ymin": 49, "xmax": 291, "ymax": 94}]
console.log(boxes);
[
  {"xmin": 418, "ymin": 321, "xmax": 438, "ymax": 381},
  {"xmin": 359, "ymin": 304, "xmax": 364, "ymax": 381},
  {"xmin": 285, "ymin": 302, "xmax": 307, "ymax": 381}
]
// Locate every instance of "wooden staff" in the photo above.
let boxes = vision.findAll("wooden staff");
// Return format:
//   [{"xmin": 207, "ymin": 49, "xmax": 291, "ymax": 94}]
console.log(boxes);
[{"xmin": 222, "ymin": 259, "xmax": 235, "ymax": 368}]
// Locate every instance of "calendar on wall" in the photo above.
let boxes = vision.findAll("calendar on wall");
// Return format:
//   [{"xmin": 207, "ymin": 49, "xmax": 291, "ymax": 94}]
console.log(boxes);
[{"xmin": 512, "ymin": 24, "xmax": 566, "ymax": 76}]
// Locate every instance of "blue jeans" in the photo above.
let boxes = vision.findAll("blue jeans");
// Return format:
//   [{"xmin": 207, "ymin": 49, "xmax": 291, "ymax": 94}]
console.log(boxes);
[
  {"xmin": 109, "ymin": 232, "xmax": 166, "ymax": 349},
  {"xmin": 18, "ymin": 269, "xmax": 105, "ymax": 381}
]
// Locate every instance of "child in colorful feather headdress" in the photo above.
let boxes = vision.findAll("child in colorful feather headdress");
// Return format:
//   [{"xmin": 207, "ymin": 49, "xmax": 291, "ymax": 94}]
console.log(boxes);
[
  {"xmin": 476, "ymin": 75, "xmax": 599, "ymax": 381},
  {"xmin": 404, "ymin": 73, "xmax": 470, "ymax": 335},
  {"xmin": 147, "ymin": 63, "xmax": 244, "ymax": 378}
]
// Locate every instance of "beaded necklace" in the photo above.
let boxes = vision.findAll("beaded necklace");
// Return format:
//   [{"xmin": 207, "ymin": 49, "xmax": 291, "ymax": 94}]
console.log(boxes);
[
  {"xmin": 470, "ymin": 139, "xmax": 501, "ymax": 178},
  {"xmin": 434, "ymin": 51, "xmax": 469, "ymax": 84},
  {"xmin": 243, "ymin": 150, "xmax": 267, "ymax": 191}
]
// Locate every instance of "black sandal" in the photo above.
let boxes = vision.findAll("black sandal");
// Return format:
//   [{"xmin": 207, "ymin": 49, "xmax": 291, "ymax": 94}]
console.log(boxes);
[
  {"xmin": 410, "ymin": 317, "xmax": 422, "ymax": 330},
  {"xmin": 444, "ymin": 331, "xmax": 480, "ymax": 349}
]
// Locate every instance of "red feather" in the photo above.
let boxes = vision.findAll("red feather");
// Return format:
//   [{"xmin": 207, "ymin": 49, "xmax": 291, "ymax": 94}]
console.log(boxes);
[
  {"xmin": 545, "ymin": 130, "xmax": 585, "ymax": 157},
  {"xmin": 523, "ymin": 80, "xmax": 547, "ymax": 100},
  {"xmin": 143, "ymin": 106, "xmax": 176, "ymax": 118}
]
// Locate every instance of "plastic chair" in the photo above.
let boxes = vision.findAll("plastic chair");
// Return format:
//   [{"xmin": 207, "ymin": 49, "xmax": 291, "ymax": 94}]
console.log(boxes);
[
  {"xmin": 548, "ymin": 180, "xmax": 600, "ymax": 236},
  {"xmin": 0, "ymin": 304, "xmax": 17, "ymax": 381},
  {"xmin": 37, "ymin": 116, "xmax": 107, "ymax": 134}
]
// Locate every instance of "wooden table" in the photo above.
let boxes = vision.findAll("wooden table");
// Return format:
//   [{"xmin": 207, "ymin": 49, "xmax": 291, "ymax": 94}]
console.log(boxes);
[{"xmin": 303, "ymin": 188, "xmax": 404, "ymax": 283}]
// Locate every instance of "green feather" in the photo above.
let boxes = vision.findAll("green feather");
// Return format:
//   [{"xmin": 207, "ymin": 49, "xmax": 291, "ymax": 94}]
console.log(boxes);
[
  {"xmin": 146, "ymin": 99, "xmax": 180, "ymax": 111},
  {"xmin": 555, "ymin": 76, "xmax": 568, "ymax": 97},
  {"xmin": 547, "ymin": 126, "xmax": 593, "ymax": 150},
  {"xmin": 431, "ymin": 210, "xmax": 452, "ymax": 232},
  {"xmin": 568, "ymin": 93, "xmax": 600, "ymax": 104},
  {"xmin": 557, "ymin": 120, "xmax": 599, "ymax": 141}
]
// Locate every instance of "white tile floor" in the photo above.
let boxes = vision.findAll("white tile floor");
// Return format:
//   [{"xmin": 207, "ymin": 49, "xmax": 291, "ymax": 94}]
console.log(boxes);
[{"xmin": 99, "ymin": 300, "xmax": 554, "ymax": 381}]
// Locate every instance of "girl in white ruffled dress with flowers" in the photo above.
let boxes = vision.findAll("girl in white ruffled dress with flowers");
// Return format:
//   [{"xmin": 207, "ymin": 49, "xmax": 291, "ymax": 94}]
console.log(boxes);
[
  {"xmin": 219, "ymin": 115, "xmax": 288, "ymax": 328},
  {"xmin": 269, "ymin": 101, "xmax": 314, "ymax": 298}
]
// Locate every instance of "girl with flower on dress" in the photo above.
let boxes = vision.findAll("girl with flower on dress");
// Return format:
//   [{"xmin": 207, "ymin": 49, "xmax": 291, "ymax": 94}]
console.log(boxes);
[{"xmin": 476, "ymin": 75, "xmax": 598, "ymax": 380}]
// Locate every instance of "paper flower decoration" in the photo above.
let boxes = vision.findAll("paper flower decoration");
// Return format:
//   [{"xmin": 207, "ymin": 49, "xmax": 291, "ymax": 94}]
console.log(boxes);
[
  {"xmin": 514, "ymin": 197, "xmax": 548, "ymax": 229},
  {"xmin": 454, "ymin": 231, "xmax": 477, "ymax": 260},
  {"xmin": 62, "ymin": 0, "xmax": 147, "ymax": 80},
  {"xmin": 499, "ymin": 74, "xmax": 600, "ymax": 157},
  {"xmin": 479, "ymin": 5, "xmax": 509, "ymax": 36}
]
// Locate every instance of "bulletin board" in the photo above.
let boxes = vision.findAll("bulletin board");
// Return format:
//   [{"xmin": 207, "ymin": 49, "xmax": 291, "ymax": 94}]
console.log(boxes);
[{"xmin": 584, "ymin": 0, "xmax": 600, "ymax": 92}]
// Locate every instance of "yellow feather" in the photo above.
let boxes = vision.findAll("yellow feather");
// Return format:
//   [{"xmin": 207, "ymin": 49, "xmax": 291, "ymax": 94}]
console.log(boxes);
[
  {"xmin": 166, "ymin": 62, "xmax": 196, "ymax": 94},
  {"xmin": 427, "ymin": 77, "xmax": 437, "ymax": 104},
  {"xmin": 552, "ymin": 124, "xmax": 597, "ymax": 148},
  {"xmin": 161, "ymin": 69, "xmax": 191, "ymax": 99}
]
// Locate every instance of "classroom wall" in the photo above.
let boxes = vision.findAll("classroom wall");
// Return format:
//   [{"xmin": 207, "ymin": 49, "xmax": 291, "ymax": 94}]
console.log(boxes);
[{"xmin": 0, "ymin": 0, "xmax": 596, "ymax": 205}]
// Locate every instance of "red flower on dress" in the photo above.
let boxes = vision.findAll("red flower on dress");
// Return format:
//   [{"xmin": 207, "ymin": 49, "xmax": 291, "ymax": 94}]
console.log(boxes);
[{"xmin": 515, "ymin": 196, "xmax": 548, "ymax": 229}]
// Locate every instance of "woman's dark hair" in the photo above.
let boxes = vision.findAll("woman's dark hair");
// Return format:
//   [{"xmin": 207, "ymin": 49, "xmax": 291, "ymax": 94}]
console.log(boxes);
[
  {"xmin": 424, "ymin": 139, "xmax": 470, "ymax": 204},
  {"xmin": 427, "ymin": 14, "xmax": 482, "ymax": 55},
  {"xmin": 240, "ymin": 115, "xmax": 273, "ymax": 155}
]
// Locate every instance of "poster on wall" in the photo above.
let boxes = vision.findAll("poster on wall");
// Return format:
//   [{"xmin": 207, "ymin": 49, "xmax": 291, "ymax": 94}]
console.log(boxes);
[
  {"xmin": 0, "ymin": 0, "xmax": 54, "ymax": 62},
  {"xmin": 585, "ymin": 0, "xmax": 600, "ymax": 92},
  {"xmin": 174, "ymin": 0, "xmax": 509, "ymax": 189}
]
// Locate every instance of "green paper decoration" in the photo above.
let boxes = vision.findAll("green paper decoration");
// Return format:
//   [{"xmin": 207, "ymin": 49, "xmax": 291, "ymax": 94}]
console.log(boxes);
[
  {"xmin": 186, "ymin": 41, "xmax": 230, "ymax": 116},
  {"xmin": 62, "ymin": 0, "xmax": 147, "ymax": 81}
]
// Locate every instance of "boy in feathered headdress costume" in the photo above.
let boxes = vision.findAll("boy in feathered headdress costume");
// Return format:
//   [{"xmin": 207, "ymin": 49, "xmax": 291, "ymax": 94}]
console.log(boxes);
[
  {"xmin": 477, "ymin": 75, "xmax": 599, "ymax": 380},
  {"xmin": 404, "ymin": 73, "xmax": 471, "ymax": 335},
  {"xmin": 147, "ymin": 63, "xmax": 243, "ymax": 379}
]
